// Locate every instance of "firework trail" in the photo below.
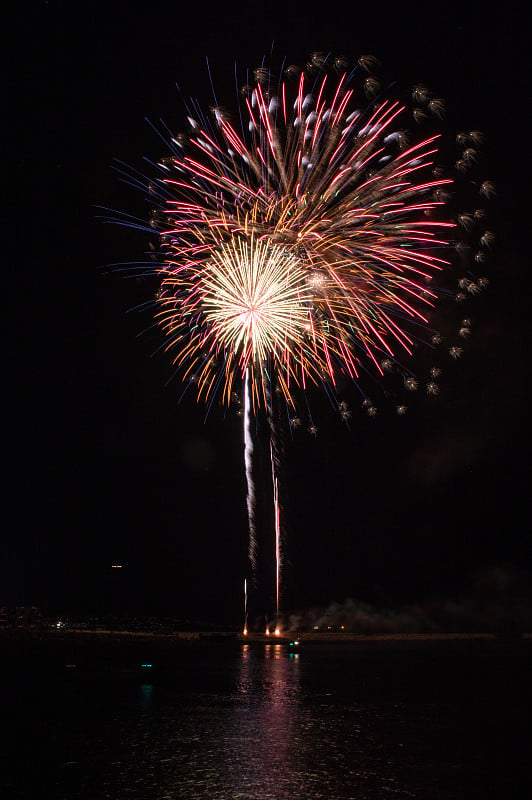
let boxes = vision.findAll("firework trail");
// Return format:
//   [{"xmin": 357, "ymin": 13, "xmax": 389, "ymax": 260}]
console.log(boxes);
[
  {"xmin": 243, "ymin": 578, "xmax": 248, "ymax": 635},
  {"xmin": 266, "ymin": 379, "xmax": 282, "ymax": 626},
  {"xmin": 243, "ymin": 368, "xmax": 257, "ymax": 574},
  {"xmin": 116, "ymin": 52, "xmax": 492, "ymax": 623},
  {"xmin": 271, "ymin": 442, "xmax": 281, "ymax": 627}
]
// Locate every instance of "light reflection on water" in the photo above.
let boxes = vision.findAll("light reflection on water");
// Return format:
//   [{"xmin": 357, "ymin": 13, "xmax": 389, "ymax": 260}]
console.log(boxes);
[
  {"xmin": 108, "ymin": 645, "xmax": 429, "ymax": 799},
  {"xmin": 230, "ymin": 643, "xmax": 302, "ymax": 797},
  {"xmin": 5, "ymin": 640, "xmax": 527, "ymax": 799}
]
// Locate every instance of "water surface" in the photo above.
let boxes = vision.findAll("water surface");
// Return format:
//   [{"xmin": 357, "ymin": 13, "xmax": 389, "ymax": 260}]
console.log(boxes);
[{"xmin": 2, "ymin": 638, "xmax": 530, "ymax": 799}]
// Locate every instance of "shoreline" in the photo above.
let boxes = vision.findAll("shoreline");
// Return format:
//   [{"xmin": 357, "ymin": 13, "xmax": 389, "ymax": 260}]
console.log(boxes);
[{"xmin": 1, "ymin": 628, "xmax": 530, "ymax": 645}]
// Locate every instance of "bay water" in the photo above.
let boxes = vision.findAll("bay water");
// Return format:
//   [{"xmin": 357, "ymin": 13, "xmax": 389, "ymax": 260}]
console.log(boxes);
[{"xmin": 2, "ymin": 636, "xmax": 529, "ymax": 799}]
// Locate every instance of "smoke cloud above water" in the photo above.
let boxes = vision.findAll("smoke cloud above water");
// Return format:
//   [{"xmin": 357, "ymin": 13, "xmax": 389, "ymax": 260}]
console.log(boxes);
[{"xmin": 284, "ymin": 566, "xmax": 532, "ymax": 634}]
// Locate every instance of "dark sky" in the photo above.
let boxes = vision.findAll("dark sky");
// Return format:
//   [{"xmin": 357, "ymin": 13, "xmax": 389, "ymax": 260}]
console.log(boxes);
[{"xmin": 6, "ymin": 0, "xmax": 531, "ymax": 626}]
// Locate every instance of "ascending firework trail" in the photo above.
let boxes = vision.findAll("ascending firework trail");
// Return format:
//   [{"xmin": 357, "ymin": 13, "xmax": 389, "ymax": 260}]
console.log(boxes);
[
  {"xmin": 114, "ymin": 53, "xmax": 493, "ymax": 628},
  {"xmin": 243, "ymin": 368, "xmax": 257, "ymax": 575}
]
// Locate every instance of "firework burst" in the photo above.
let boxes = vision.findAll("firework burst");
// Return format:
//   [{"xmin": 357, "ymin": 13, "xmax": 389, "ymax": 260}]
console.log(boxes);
[
  {"xmin": 145, "ymin": 54, "xmax": 491, "ymax": 413},
  {"xmin": 115, "ymin": 53, "xmax": 493, "ymax": 627}
]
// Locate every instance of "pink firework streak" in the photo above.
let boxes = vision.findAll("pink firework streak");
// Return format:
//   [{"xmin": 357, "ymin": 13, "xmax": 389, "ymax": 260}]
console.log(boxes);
[
  {"xmin": 243, "ymin": 369, "xmax": 257, "ymax": 574},
  {"xmin": 270, "ymin": 440, "xmax": 281, "ymax": 629}
]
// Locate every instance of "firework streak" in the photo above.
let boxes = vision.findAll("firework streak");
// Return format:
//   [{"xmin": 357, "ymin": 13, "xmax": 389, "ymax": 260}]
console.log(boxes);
[
  {"xmin": 243, "ymin": 368, "xmax": 257, "ymax": 573},
  {"xmin": 271, "ymin": 441, "xmax": 281, "ymax": 626},
  {"xmin": 127, "ymin": 54, "xmax": 492, "ymax": 622}
]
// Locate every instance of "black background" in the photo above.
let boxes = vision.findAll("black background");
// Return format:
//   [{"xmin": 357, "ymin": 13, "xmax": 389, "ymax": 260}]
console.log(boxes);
[{"xmin": 6, "ymin": 0, "xmax": 531, "ymax": 626}]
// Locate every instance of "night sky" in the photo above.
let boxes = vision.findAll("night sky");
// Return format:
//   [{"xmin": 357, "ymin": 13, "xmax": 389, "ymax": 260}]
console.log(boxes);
[{"xmin": 6, "ymin": 0, "xmax": 531, "ymax": 626}]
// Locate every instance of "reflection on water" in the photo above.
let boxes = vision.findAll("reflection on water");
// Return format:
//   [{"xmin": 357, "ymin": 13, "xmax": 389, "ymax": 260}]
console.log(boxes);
[
  {"xmin": 230, "ymin": 644, "xmax": 302, "ymax": 797},
  {"xmin": 138, "ymin": 682, "xmax": 153, "ymax": 712},
  {"xmin": 227, "ymin": 644, "xmax": 394, "ymax": 800},
  {"xmin": 3, "ymin": 641, "xmax": 529, "ymax": 799}
]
